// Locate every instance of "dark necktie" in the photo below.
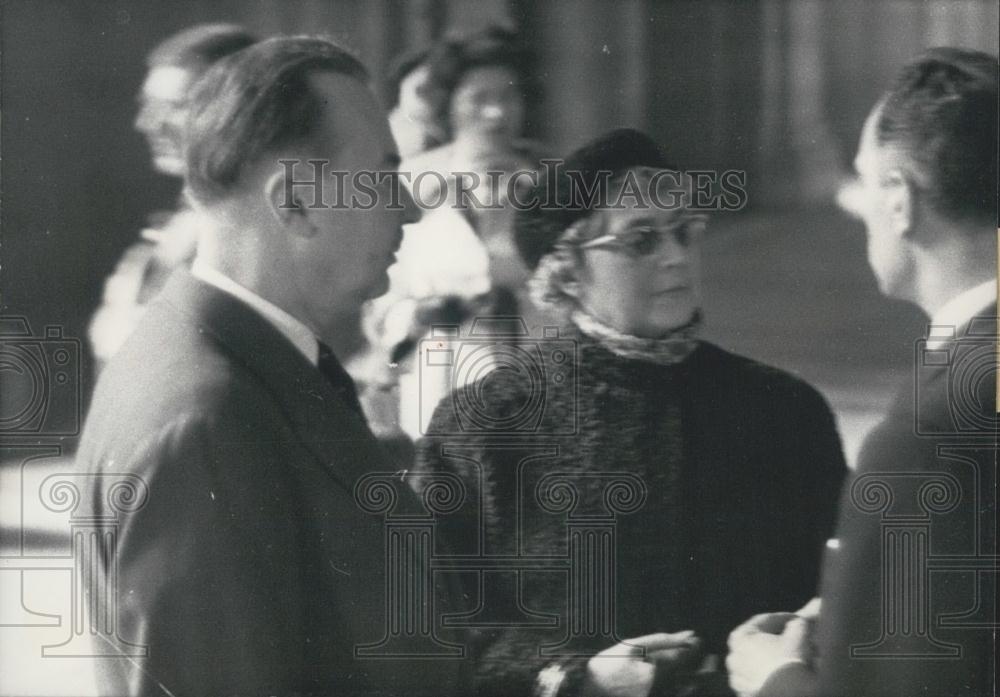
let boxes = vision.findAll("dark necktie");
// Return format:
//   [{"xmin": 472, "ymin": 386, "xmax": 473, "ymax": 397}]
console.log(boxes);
[{"xmin": 317, "ymin": 341, "xmax": 366, "ymax": 420}]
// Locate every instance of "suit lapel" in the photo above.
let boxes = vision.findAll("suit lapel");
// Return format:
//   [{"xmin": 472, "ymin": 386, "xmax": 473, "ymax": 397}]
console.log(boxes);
[{"xmin": 157, "ymin": 269, "xmax": 388, "ymax": 494}]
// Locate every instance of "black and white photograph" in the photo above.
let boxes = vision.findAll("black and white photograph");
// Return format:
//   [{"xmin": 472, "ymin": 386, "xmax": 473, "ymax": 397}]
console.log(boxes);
[{"xmin": 0, "ymin": 1, "xmax": 996, "ymax": 695}]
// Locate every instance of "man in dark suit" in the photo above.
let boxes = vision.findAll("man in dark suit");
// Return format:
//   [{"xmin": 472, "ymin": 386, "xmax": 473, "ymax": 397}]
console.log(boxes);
[
  {"xmin": 726, "ymin": 48, "xmax": 997, "ymax": 697},
  {"xmin": 77, "ymin": 37, "xmax": 468, "ymax": 696}
]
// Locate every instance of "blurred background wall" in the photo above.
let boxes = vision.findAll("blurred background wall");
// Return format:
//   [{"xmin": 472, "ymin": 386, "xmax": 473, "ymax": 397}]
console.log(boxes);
[{"xmin": 1, "ymin": 0, "xmax": 997, "ymax": 448}]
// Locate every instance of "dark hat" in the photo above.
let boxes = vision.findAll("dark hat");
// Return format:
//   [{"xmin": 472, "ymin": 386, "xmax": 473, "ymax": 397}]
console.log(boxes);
[{"xmin": 514, "ymin": 128, "xmax": 676, "ymax": 270}]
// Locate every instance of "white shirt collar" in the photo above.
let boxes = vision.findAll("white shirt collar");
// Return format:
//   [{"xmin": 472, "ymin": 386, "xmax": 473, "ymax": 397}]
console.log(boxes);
[
  {"xmin": 190, "ymin": 257, "xmax": 319, "ymax": 366},
  {"xmin": 926, "ymin": 279, "xmax": 997, "ymax": 349}
]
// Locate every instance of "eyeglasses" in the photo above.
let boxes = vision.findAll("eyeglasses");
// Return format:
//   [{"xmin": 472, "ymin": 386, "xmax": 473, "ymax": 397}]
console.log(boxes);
[{"xmin": 578, "ymin": 215, "xmax": 708, "ymax": 258}]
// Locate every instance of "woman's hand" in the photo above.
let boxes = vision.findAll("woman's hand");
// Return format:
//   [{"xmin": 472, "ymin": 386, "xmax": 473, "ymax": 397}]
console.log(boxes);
[{"xmin": 583, "ymin": 631, "xmax": 702, "ymax": 697}]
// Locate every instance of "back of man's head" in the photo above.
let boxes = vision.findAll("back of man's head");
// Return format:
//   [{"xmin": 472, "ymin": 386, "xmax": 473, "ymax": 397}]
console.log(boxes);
[
  {"xmin": 148, "ymin": 23, "xmax": 257, "ymax": 74},
  {"xmin": 184, "ymin": 36, "xmax": 369, "ymax": 204},
  {"xmin": 877, "ymin": 48, "xmax": 998, "ymax": 229}
]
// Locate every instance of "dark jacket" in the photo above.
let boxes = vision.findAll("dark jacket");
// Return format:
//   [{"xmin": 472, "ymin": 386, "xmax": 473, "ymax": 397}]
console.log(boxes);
[
  {"xmin": 415, "ymin": 337, "xmax": 847, "ymax": 696},
  {"xmin": 806, "ymin": 304, "xmax": 995, "ymax": 697},
  {"xmin": 77, "ymin": 269, "xmax": 468, "ymax": 697}
]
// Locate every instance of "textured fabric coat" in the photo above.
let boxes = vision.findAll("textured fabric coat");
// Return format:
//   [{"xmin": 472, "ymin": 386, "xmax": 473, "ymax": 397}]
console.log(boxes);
[
  {"xmin": 77, "ymin": 269, "xmax": 469, "ymax": 697},
  {"xmin": 415, "ymin": 337, "xmax": 847, "ymax": 696}
]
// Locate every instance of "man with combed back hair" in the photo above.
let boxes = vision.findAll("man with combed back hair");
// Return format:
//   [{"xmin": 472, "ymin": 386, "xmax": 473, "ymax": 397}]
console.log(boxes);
[
  {"xmin": 727, "ymin": 47, "xmax": 998, "ymax": 697},
  {"xmin": 78, "ymin": 36, "xmax": 469, "ymax": 697}
]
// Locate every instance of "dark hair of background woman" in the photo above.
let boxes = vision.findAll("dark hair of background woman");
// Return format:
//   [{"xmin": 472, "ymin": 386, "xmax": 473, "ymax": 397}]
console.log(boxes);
[{"xmin": 422, "ymin": 26, "xmax": 535, "ymax": 141}]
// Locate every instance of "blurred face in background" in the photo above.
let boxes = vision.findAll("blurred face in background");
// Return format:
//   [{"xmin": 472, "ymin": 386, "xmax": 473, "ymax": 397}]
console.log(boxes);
[
  {"xmin": 135, "ymin": 64, "xmax": 197, "ymax": 176},
  {"xmin": 574, "ymin": 174, "xmax": 706, "ymax": 337},
  {"xmin": 449, "ymin": 64, "xmax": 524, "ymax": 148},
  {"xmin": 389, "ymin": 64, "xmax": 439, "ymax": 159}
]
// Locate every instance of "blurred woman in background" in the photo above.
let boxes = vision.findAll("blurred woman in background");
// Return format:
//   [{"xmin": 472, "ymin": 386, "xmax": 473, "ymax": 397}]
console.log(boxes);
[
  {"xmin": 386, "ymin": 46, "xmax": 446, "ymax": 159},
  {"xmin": 88, "ymin": 24, "xmax": 256, "ymax": 372},
  {"xmin": 355, "ymin": 26, "xmax": 551, "ymax": 440},
  {"xmin": 406, "ymin": 25, "xmax": 547, "ymax": 304}
]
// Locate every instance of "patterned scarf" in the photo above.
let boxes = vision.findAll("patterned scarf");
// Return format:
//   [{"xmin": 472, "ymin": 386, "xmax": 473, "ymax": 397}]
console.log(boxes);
[{"xmin": 570, "ymin": 307, "xmax": 701, "ymax": 365}]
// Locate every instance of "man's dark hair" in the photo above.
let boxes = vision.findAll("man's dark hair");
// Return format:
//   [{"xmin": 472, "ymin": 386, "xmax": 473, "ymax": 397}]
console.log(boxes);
[
  {"xmin": 147, "ymin": 23, "xmax": 257, "ymax": 73},
  {"xmin": 877, "ymin": 47, "xmax": 998, "ymax": 227},
  {"xmin": 185, "ymin": 36, "xmax": 369, "ymax": 202}
]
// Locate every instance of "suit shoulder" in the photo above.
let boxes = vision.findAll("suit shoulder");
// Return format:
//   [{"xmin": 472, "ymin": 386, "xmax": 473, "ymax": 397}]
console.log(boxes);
[
  {"xmin": 83, "ymin": 310, "xmax": 282, "ymax": 466},
  {"xmin": 97, "ymin": 334, "xmax": 254, "ymax": 416}
]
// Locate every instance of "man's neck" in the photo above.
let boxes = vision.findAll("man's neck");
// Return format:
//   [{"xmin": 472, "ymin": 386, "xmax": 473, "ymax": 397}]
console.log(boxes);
[
  {"xmin": 197, "ymin": 242, "xmax": 281, "ymax": 302},
  {"xmin": 196, "ymin": 225, "xmax": 366, "ymax": 365},
  {"xmin": 196, "ymin": 231, "xmax": 322, "ymax": 330},
  {"xmin": 913, "ymin": 231, "xmax": 995, "ymax": 318}
]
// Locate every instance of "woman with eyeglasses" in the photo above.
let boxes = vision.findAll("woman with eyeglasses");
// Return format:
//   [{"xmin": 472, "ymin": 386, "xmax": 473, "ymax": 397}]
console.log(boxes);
[{"xmin": 414, "ymin": 129, "xmax": 848, "ymax": 697}]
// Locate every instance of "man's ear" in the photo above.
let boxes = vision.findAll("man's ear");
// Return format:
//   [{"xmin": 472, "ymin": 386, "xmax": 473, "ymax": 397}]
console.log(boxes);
[
  {"xmin": 881, "ymin": 168, "xmax": 914, "ymax": 238},
  {"xmin": 264, "ymin": 170, "xmax": 317, "ymax": 237},
  {"xmin": 561, "ymin": 276, "xmax": 582, "ymax": 299},
  {"xmin": 560, "ymin": 258, "xmax": 583, "ymax": 299}
]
